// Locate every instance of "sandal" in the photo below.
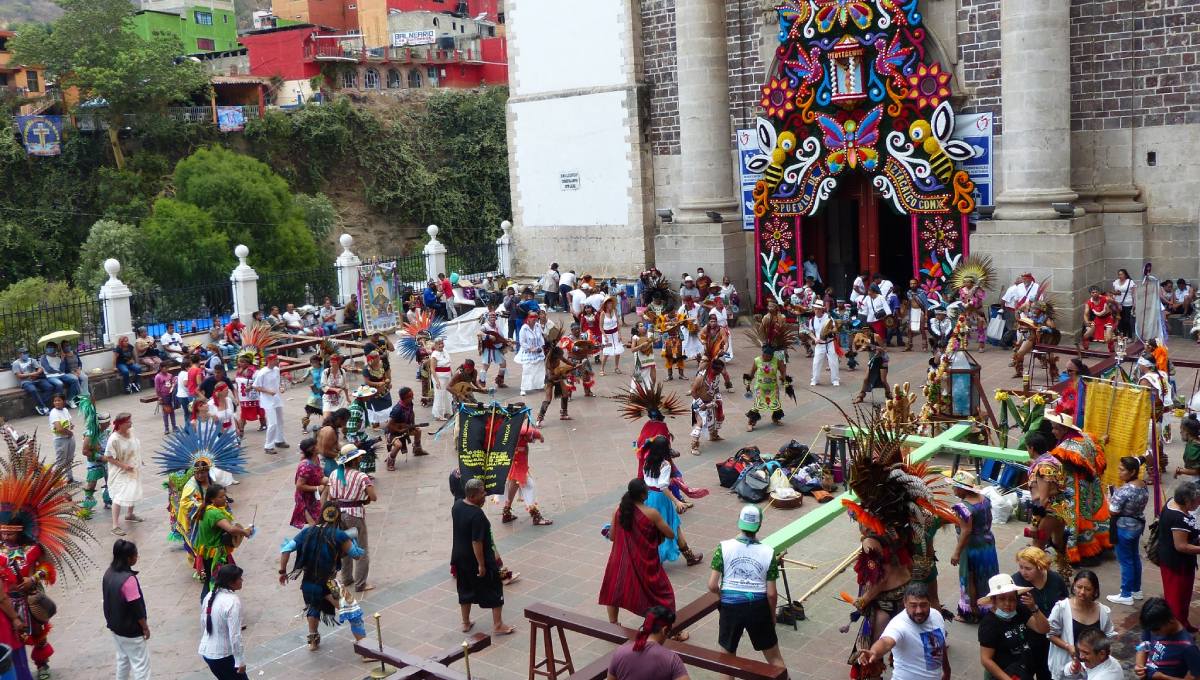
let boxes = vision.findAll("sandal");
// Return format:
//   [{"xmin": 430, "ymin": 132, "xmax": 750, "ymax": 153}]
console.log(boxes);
[
  {"xmin": 530, "ymin": 508, "xmax": 553, "ymax": 526},
  {"xmin": 461, "ymin": 620, "xmax": 474, "ymax": 633},
  {"xmin": 559, "ymin": 414, "xmax": 572, "ymax": 421},
  {"xmin": 307, "ymin": 632, "xmax": 321, "ymax": 651},
  {"xmin": 110, "ymin": 527, "xmax": 126, "ymax": 537},
  {"xmin": 501, "ymin": 506, "xmax": 517, "ymax": 524},
  {"xmin": 413, "ymin": 447, "xmax": 430, "ymax": 457},
  {"xmin": 125, "ymin": 514, "xmax": 144, "ymax": 523},
  {"xmin": 493, "ymin": 624, "xmax": 516, "ymax": 636},
  {"xmin": 670, "ymin": 631, "xmax": 690, "ymax": 642},
  {"xmin": 386, "ymin": 457, "xmax": 397, "ymax": 472},
  {"xmin": 681, "ymin": 547, "xmax": 704, "ymax": 567},
  {"xmin": 852, "ymin": 394, "xmax": 865, "ymax": 404}
]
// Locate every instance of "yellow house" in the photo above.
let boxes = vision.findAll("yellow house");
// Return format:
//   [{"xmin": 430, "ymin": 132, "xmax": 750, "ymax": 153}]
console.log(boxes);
[{"xmin": 0, "ymin": 30, "xmax": 48, "ymax": 114}]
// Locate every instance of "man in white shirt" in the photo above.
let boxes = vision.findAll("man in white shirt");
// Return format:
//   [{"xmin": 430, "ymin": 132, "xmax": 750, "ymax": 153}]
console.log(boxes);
[
  {"xmin": 862, "ymin": 285, "xmax": 892, "ymax": 340},
  {"xmin": 874, "ymin": 274, "xmax": 895, "ymax": 300},
  {"xmin": 585, "ymin": 290, "xmax": 608, "ymax": 315},
  {"xmin": 252, "ymin": 354, "xmax": 288, "ymax": 453},
  {"xmin": 160, "ymin": 324, "xmax": 186, "ymax": 363},
  {"xmin": 859, "ymin": 583, "xmax": 948, "ymax": 680},
  {"xmin": 808, "ymin": 301, "xmax": 840, "ymax": 387},
  {"xmin": 850, "ymin": 271, "xmax": 868, "ymax": 309},
  {"xmin": 1015, "ymin": 273, "xmax": 1039, "ymax": 312},
  {"xmin": 515, "ymin": 315, "xmax": 546, "ymax": 396},
  {"xmin": 567, "ymin": 286, "xmax": 588, "ymax": 320},
  {"xmin": 281, "ymin": 304, "xmax": 304, "ymax": 334},
  {"xmin": 1061, "ymin": 629, "xmax": 1122, "ymax": 680},
  {"xmin": 540, "ymin": 263, "xmax": 562, "ymax": 311},
  {"xmin": 802, "ymin": 254, "xmax": 823, "ymax": 287}
]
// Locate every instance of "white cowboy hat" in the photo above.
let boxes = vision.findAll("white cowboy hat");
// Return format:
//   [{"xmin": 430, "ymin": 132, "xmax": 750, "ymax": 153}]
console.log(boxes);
[
  {"xmin": 1043, "ymin": 412, "xmax": 1080, "ymax": 431},
  {"xmin": 976, "ymin": 573, "xmax": 1032, "ymax": 606},
  {"xmin": 945, "ymin": 469, "xmax": 983, "ymax": 493},
  {"xmin": 336, "ymin": 443, "xmax": 365, "ymax": 466},
  {"xmin": 812, "ymin": 299, "xmax": 825, "ymax": 309}
]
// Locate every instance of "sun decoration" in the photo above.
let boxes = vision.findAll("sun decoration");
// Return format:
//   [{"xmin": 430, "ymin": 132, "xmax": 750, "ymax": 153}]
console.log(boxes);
[
  {"xmin": 760, "ymin": 77, "xmax": 797, "ymax": 120},
  {"xmin": 762, "ymin": 215, "xmax": 794, "ymax": 253},
  {"xmin": 918, "ymin": 214, "xmax": 958, "ymax": 254},
  {"xmin": 905, "ymin": 62, "xmax": 951, "ymax": 110}
]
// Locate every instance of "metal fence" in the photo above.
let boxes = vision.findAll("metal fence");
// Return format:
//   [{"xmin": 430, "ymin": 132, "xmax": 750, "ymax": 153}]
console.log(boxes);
[
  {"xmin": 0, "ymin": 297, "xmax": 105, "ymax": 369},
  {"xmin": 449, "ymin": 241, "xmax": 500, "ymax": 281},
  {"xmin": 129, "ymin": 281, "xmax": 235, "ymax": 340},
  {"xmin": 257, "ymin": 266, "xmax": 339, "ymax": 313}
]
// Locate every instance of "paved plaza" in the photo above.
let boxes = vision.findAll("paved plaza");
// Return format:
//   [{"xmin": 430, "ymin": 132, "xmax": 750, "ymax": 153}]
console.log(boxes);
[{"xmin": 16, "ymin": 317, "xmax": 1197, "ymax": 679}]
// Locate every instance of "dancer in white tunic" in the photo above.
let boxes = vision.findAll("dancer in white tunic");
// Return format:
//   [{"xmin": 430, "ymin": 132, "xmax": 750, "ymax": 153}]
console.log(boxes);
[
  {"xmin": 808, "ymin": 300, "xmax": 840, "ymax": 387},
  {"xmin": 429, "ymin": 338, "xmax": 453, "ymax": 421},
  {"xmin": 677, "ymin": 298, "xmax": 703, "ymax": 360},
  {"xmin": 104, "ymin": 412, "xmax": 145, "ymax": 536},
  {"xmin": 515, "ymin": 314, "xmax": 546, "ymax": 396},
  {"xmin": 599, "ymin": 297, "xmax": 625, "ymax": 376}
]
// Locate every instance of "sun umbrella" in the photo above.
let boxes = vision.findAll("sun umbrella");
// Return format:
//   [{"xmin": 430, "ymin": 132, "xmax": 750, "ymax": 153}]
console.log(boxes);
[{"xmin": 37, "ymin": 330, "xmax": 81, "ymax": 346}]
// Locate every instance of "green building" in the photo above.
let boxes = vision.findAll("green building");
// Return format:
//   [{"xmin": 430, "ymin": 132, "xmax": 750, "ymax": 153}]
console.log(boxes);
[{"xmin": 131, "ymin": 6, "xmax": 239, "ymax": 54}]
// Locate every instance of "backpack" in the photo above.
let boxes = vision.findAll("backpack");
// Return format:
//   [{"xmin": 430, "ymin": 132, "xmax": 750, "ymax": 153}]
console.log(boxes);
[
  {"xmin": 716, "ymin": 446, "xmax": 762, "ymax": 488},
  {"xmin": 776, "ymin": 440, "xmax": 815, "ymax": 469},
  {"xmin": 732, "ymin": 462, "xmax": 772, "ymax": 503},
  {"xmin": 1145, "ymin": 519, "xmax": 1161, "ymax": 566}
]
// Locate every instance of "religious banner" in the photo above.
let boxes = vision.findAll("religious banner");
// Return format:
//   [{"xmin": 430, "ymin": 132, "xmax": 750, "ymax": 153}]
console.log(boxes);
[
  {"xmin": 357, "ymin": 261, "xmax": 399, "ymax": 333},
  {"xmin": 16, "ymin": 115, "xmax": 63, "ymax": 156},
  {"xmin": 1080, "ymin": 379, "xmax": 1150, "ymax": 488},
  {"xmin": 456, "ymin": 403, "xmax": 525, "ymax": 494},
  {"xmin": 755, "ymin": 213, "xmax": 802, "ymax": 310},
  {"xmin": 217, "ymin": 106, "xmax": 246, "ymax": 132}
]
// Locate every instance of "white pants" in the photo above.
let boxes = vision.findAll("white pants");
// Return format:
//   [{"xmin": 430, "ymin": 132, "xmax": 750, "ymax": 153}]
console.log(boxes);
[
  {"xmin": 113, "ymin": 632, "xmax": 151, "ymax": 680},
  {"xmin": 263, "ymin": 402, "xmax": 286, "ymax": 449},
  {"xmin": 520, "ymin": 360, "xmax": 545, "ymax": 393},
  {"xmin": 432, "ymin": 371, "xmax": 452, "ymax": 419},
  {"xmin": 811, "ymin": 342, "xmax": 839, "ymax": 385}
]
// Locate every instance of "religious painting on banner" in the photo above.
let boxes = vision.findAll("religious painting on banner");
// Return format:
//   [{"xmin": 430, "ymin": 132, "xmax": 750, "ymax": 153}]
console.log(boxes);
[
  {"xmin": 358, "ymin": 261, "xmax": 399, "ymax": 333},
  {"xmin": 17, "ymin": 115, "xmax": 63, "ymax": 156},
  {"xmin": 456, "ymin": 403, "xmax": 526, "ymax": 494},
  {"xmin": 217, "ymin": 107, "xmax": 246, "ymax": 132},
  {"xmin": 749, "ymin": 0, "xmax": 981, "ymax": 308}
]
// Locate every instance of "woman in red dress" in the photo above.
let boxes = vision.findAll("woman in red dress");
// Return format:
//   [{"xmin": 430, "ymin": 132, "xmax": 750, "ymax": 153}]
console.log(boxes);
[
  {"xmin": 599, "ymin": 479, "xmax": 677, "ymax": 628},
  {"xmin": 1083, "ymin": 287, "xmax": 1116, "ymax": 352},
  {"xmin": 290, "ymin": 438, "xmax": 325, "ymax": 529}
]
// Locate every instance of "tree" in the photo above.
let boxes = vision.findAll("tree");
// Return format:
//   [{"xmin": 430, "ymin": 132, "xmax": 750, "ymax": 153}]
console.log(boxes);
[
  {"xmin": 140, "ymin": 198, "xmax": 232, "ymax": 285},
  {"xmin": 294, "ymin": 192, "xmax": 339, "ymax": 243},
  {"xmin": 74, "ymin": 219, "xmax": 154, "ymax": 293},
  {"xmin": 10, "ymin": 0, "xmax": 210, "ymax": 168},
  {"xmin": 172, "ymin": 147, "xmax": 320, "ymax": 275}
]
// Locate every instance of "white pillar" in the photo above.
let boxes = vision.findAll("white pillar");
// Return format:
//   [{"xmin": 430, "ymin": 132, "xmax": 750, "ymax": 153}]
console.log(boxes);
[
  {"xmin": 335, "ymin": 233, "xmax": 362, "ymax": 305},
  {"xmin": 993, "ymin": 0, "xmax": 1078, "ymax": 220},
  {"xmin": 99, "ymin": 258, "xmax": 133, "ymax": 346},
  {"xmin": 423, "ymin": 224, "xmax": 447, "ymax": 283},
  {"xmin": 496, "ymin": 220, "xmax": 513, "ymax": 277},
  {"xmin": 229, "ymin": 244, "xmax": 260, "ymax": 324}
]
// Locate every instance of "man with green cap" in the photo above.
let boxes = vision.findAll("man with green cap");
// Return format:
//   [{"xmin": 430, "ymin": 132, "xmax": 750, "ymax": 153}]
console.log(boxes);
[{"xmin": 707, "ymin": 505, "xmax": 787, "ymax": 677}]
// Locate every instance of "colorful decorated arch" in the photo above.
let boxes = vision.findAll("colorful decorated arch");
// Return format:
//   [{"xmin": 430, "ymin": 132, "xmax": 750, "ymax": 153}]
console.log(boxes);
[{"xmin": 751, "ymin": 0, "xmax": 979, "ymax": 308}]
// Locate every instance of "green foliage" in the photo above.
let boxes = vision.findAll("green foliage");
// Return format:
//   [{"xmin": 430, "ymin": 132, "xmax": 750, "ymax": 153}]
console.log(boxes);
[
  {"xmin": 74, "ymin": 219, "xmax": 153, "ymax": 293},
  {"xmin": 0, "ymin": 276, "xmax": 83, "ymax": 310},
  {"xmin": 294, "ymin": 193, "xmax": 338, "ymax": 242},
  {"xmin": 10, "ymin": 0, "xmax": 210, "ymax": 119},
  {"xmin": 141, "ymin": 198, "xmax": 232, "ymax": 284}
]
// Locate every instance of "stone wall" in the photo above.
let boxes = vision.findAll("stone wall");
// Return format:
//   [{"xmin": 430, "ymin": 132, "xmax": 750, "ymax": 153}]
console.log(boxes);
[
  {"xmin": 640, "ymin": 0, "xmax": 680, "ymax": 155},
  {"xmin": 956, "ymin": 0, "xmax": 1003, "ymax": 133}
]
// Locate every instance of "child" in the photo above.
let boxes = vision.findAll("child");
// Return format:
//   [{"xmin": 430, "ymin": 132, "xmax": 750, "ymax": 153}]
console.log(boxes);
[
  {"xmin": 948, "ymin": 470, "xmax": 999, "ymax": 623},
  {"xmin": 302, "ymin": 354, "xmax": 325, "ymax": 437},
  {"xmin": 1135, "ymin": 597, "xmax": 1200, "ymax": 680},
  {"xmin": 48, "ymin": 393, "xmax": 76, "ymax": 483},
  {"xmin": 1107, "ymin": 456, "xmax": 1149, "ymax": 606},
  {"xmin": 629, "ymin": 330, "xmax": 657, "ymax": 391},
  {"xmin": 174, "ymin": 356, "xmax": 192, "ymax": 432},
  {"xmin": 153, "ymin": 363, "xmax": 178, "ymax": 435},
  {"xmin": 1175, "ymin": 415, "xmax": 1200, "ymax": 479},
  {"xmin": 661, "ymin": 328, "xmax": 685, "ymax": 381}
]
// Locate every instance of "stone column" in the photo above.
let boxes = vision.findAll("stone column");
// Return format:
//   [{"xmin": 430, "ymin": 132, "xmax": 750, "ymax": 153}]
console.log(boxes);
[
  {"xmin": 993, "ymin": 0, "xmax": 1078, "ymax": 220},
  {"xmin": 423, "ymin": 224, "xmax": 447, "ymax": 282},
  {"xmin": 335, "ymin": 233, "xmax": 362, "ymax": 305},
  {"xmin": 496, "ymin": 220, "xmax": 513, "ymax": 278},
  {"xmin": 229, "ymin": 244, "xmax": 260, "ymax": 324},
  {"xmin": 656, "ymin": 0, "xmax": 746, "ymax": 295},
  {"xmin": 98, "ymin": 258, "xmax": 133, "ymax": 346}
]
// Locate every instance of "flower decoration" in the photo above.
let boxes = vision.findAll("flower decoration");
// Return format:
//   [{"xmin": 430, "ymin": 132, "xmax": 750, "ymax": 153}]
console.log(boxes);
[
  {"xmin": 761, "ymin": 215, "xmax": 794, "ymax": 253},
  {"xmin": 918, "ymin": 256, "xmax": 944, "ymax": 281},
  {"xmin": 919, "ymin": 215, "xmax": 958, "ymax": 255},
  {"xmin": 994, "ymin": 390, "xmax": 1009, "ymax": 402},
  {"xmin": 920, "ymin": 278, "xmax": 942, "ymax": 300},
  {"xmin": 779, "ymin": 254, "xmax": 797, "ymax": 274},
  {"xmin": 778, "ymin": 274, "xmax": 798, "ymax": 292},
  {"xmin": 1031, "ymin": 395, "xmax": 1046, "ymax": 406},
  {"xmin": 905, "ymin": 62, "xmax": 951, "ymax": 111},
  {"xmin": 760, "ymin": 77, "xmax": 797, "ymax": 120}
]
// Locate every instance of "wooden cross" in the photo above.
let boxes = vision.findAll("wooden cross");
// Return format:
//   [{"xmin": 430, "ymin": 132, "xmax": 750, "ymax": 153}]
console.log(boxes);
[{"xmin": 354, "ymin": 632, "xmax": 490, "ymax": 680}]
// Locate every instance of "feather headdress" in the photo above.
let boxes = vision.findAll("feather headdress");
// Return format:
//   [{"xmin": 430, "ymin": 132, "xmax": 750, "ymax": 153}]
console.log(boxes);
[
  {"xmin": 237, "ymin": 323, "xmax": 280, "ymax": 365},
  {"xmin": 0, "ymin": 435, "xmax": 96, "ymax": 581},
  {"xmin": 612, "ymin": 382, "xmax": 688, "ymax": 421},
  {"xmin": 397, "ymin": 309, "xmax": 446, "ymax": 362},
  {"xmin": 815, "ymin": 395, "xmax": 957, "ymax": 544},
  {"xmin": 948, "ymin": 254, "xmax": 996, "ymax": 294},
  {"xmin": 154, "ymin": 420, "xmax": 247, "ymax": 475},
  {"xmin": 744, "ymin": 317, "xmax": 800, "ymax": 353}
]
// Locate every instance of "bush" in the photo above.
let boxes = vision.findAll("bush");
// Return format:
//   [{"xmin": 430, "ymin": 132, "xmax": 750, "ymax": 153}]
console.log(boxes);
[{"xmin": 74, "ymin": 219, "xmax": 154, "ymax": 293}]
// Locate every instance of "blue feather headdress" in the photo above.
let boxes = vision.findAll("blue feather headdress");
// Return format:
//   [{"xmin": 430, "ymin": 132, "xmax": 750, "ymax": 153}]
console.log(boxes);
[
  {"xmin": 397, "ymin": 309, "xmax": 446, "ymax": 362},
  {"xmin": 154, "ymin": 421, "xmax": 247, "ymax": 475}
]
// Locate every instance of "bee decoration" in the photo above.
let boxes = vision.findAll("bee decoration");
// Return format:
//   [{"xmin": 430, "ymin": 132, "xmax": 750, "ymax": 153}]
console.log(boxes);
[
  {"xmin": 907, "ymin": 101, "xmax": 977, "ymax": 184},
  {"xmin": 745, "ymin": 117, "xmax": 798, "ymax": 194}
]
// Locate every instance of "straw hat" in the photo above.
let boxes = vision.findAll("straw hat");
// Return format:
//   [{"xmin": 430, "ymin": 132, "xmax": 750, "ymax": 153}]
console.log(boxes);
[
  {"xmin": 336, "ymin": 443, "xmax": 365, "ymax": 466},
  {"xmin": 946, "ymin": 469, "xmax": 983, "ymax": 493},
  {"xmin": 1043, "ymin": 412, "xmax": 1080, "ymax": 431},
  {"xmin": 976, "ymin": 574, "xmax": 1032, "ymax": 606}
]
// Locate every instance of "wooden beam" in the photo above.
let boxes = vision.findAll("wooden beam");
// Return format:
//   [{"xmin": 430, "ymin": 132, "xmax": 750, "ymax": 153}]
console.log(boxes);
[{"xmin": 353, "ymin": 633, "xmax": 490, "ymax": 680}]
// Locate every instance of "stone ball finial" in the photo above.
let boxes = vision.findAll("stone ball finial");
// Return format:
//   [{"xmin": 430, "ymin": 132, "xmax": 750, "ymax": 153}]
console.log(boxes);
[
  {"xmin": 427, "ymin": 224, "xmax": 439, "ymax": 239},
  {"xmin": 501, "ymin": 220, "xmax": 512, "ymax": 234},
  {"xmin": 235, "ymin": 244, "xmax": 249, "ymax": 265},
  {"xmin": 339, "ymin": 233, "xmax": 354, "ymax": 250},
  {"xmin": 103, "ymin": 258, "xmax": 121, "ymax": 281}
]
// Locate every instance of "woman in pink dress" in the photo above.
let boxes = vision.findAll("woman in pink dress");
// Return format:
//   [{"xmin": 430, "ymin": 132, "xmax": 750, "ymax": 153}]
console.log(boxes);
[{"xmin": 290, "ymin": 438, "xmax": 325, "ymax": 528}]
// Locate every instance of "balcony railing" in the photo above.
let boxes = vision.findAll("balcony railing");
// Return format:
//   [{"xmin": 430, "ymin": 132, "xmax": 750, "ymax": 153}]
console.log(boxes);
[
  {"xmin": 312, "ymin": 42, "xmax": 480, "ymax": 65},
  {"xmin": 70, "ymin": 105, "xmax": 261, "ymax": 130}
]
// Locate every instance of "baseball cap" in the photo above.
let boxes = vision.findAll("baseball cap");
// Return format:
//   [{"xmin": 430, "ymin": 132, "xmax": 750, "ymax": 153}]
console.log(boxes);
[{"xmin": 737, "ymin": 505, "xmax": 762, "ymax": 532}]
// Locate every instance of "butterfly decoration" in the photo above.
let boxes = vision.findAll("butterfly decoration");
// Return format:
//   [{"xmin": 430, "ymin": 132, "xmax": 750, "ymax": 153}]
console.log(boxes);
[
  {"xmin": 777, "ymin": 0, "xmax": 813, "ymax": 41},
  {"xmin": 815, "ymin": 0, "xmax": 873, "ymax": 33},
  {"xmin": 817, "ymin": 105, "xmax": 883, "ymax": 174}
]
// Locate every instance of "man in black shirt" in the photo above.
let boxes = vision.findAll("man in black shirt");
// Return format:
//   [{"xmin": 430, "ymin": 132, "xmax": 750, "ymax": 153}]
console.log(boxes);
[
  {"xmin": 451, "ymin": 478, "xmax": 514, "ymax": 636},
  {"xmin": 102, "ymin": 539, "xmax": 151, "ymax": 680},
  {"xmin": 200, "ymin": 364, "xmax": 237, "ymax": 402}
]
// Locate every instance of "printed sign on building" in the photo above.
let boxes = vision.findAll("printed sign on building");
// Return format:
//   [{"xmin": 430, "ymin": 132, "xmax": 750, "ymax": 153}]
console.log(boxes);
[
  {"xmin": 559, "ymin": 171, "xmax": 580, "ymax": 191},
  {"xmin": 17, "ymin": 115, "xmax": 63, "ymax": 156},
  {"xmin": 737, "ymin": 128, "xmax": 764, "ymax": 232},
  {"xmin": 391, "ymin": 30, "xmax": 436, "ymax": 47},
  {"xmin": 953, "ymin": 112, "xmax": 994, "ymax": 209},
  {"xmin": 216, "ymin": 107, "xmax": 246, "ymax": 133}
]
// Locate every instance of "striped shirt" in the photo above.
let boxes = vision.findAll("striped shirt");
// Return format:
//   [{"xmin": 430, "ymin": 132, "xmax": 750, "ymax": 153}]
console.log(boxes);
[{"xmin": 328, "ymin": 469, "xmax": 372, "ymax": 519}]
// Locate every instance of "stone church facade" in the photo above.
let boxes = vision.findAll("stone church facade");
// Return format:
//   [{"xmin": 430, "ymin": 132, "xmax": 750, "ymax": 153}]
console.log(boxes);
[{"xmin": 505, "ymin": 0, "xmax": 1198, "ymax": 325}]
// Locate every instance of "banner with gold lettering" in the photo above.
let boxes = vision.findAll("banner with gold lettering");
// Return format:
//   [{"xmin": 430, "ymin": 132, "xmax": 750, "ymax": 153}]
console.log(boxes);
[
  {"xmin": 456, "ymin": 402, "xmax": 527, "ymax": 494},
  {"xmin": 17, "ymin": 115, "xmax": 62, "ymax": 156}
]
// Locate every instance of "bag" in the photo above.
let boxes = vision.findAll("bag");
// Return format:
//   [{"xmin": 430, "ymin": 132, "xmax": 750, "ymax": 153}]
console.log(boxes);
[
  {"xmin": 982, "ymin": 486, "xmax": 1015, "ymax": 524},
  {"xmin": 986, "ymin": 315, "xmax": 1007, "ymax": 342},
  {"xmin": 27, "ymin": 588, "xmax": 56, "ymax": 623},
  {"xmin": 1145, "ymin": 519, "xmax": 1161, "ymax": 566},
  {"xmin": 776, "ymin": 440, "xmax": 814, "ymax": 468},
  {"xmin": 768, "ymin": 468, "xmax": 792, "ymax": 494},
  {"xmin": 732, "ymin": 462, "xmax": 771, "ymax": 503},
  {"xmin": 716, "ymin": 446, "xmax": 762, "ymax": 488}
]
